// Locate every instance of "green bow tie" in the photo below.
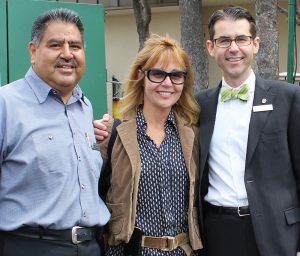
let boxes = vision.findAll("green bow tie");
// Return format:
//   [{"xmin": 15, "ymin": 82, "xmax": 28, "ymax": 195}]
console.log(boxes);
[{"xmin": 220, "ymin": 84, "xmax": 250, "ymax": 102}]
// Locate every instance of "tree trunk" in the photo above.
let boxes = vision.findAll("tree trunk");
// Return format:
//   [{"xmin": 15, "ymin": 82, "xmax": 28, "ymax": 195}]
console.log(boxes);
[
  {"xmin": 132, "ymin": 0, "xmax": 151, "ymax": 51},
  {"xmin": 179, "ymin": 0, "xmax": 208, "ymax": 92},
  {"xmin": 255, "ymin": 0, "xmax": 279, "ymax": 80}
]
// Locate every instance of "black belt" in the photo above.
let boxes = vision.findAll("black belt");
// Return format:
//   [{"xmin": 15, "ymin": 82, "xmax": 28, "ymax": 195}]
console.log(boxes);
[
  {"xmin": 4, "ymin": 226, "xmax": 101, "ymax": 244},
  {"xmin": 205, "ymin": 202, "xmax": 250, "ymax": 216}
]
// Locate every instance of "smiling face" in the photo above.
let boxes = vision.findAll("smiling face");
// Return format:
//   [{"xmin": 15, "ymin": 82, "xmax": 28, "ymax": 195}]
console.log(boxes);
[
  {"xmin": 29, "ymin": 21, "xmax": 85, "ymax": 101},
  {"xmin": 206, "ymin": 18, "xmax": 260, "ymax": 87},
  {"xmin": 143, "ymin": 56, "xmax": 185, "ymax": 114}
]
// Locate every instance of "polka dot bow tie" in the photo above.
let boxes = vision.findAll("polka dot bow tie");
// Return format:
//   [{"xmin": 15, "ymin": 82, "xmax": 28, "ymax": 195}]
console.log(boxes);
[{"xmin": 220, "ymin": 84, "xmax": 250, "ymax": 102}]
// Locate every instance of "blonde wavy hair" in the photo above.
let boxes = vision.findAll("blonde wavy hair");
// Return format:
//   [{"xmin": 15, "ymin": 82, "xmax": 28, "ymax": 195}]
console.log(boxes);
[{"xmin": 119, "ymin": 34, "xmax": 200, "ymax": 125}]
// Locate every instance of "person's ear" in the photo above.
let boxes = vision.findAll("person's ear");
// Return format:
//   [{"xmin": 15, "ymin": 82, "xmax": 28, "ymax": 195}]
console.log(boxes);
[
  {"xmin": 252, "ymin": 36, "xmax": 260, "ymax": 55},
  {"xmin": 206, "ymin": 40, "xmax": 215, "ymax": 57},
  {"xmin": 29, "ymin": 42, "xmax": 37, "ymax": 65}
]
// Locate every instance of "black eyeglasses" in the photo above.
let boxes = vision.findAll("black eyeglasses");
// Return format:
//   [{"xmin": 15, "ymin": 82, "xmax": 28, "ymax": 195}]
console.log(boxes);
[
  {"xmin": 143, "ymin": 68, "xmax": 187, "ymax": 85},
  {"xmin": 213, "ymin": 35, "xmax": 253, "ymax": 48}
]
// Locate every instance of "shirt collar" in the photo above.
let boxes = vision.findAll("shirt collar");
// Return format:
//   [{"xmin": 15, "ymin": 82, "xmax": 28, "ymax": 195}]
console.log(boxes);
[
  {"xmin": 166, "ymin": 110, "xmax": 177, "ymax": 132},
  {"xmin": 25, "ymin": 67, "xmax": 87, "ymax": 106},
  {"xmin": 25, "ymin": 67, "xmax": 52, "ymax": 104},
  {"xmin": 222, "ymin": 70, "xmax": 255, "ymax": 93},
  {"xmin": 70, "ymin": 86, "xmax": 88, "ymax": 106},
  {"xmin": 136, "ymin": 106, "xmax": 147, "ymax": 134},
  {"xmin": 136, "ymin": 105, "xmax": 178, "ymax": 135}
]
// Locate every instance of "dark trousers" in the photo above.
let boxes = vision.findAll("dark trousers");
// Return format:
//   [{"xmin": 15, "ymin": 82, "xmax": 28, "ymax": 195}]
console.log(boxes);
[
  {"xmin": 204, "ymin": 208, "xmax": 260, "ymax": 256},
  {"xmin": 0, "ymin": 232, "xmax": 101, "ymax": 256}
]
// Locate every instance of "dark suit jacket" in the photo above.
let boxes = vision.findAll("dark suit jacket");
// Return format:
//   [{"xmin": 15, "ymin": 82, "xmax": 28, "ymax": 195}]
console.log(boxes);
[{"xmin": 196, "ymin": 76, "xmax": 300, "ymax": 256}]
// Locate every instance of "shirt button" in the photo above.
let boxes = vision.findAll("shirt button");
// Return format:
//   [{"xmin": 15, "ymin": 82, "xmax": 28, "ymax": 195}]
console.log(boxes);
[
  {"xmin": 83, "ymin": 212, "xmax": 87, "ymax": 218},
  {"xmin": 78, "ymin": 156, "xmax": 81, "ymax": 161},
  {"xmin": 81, "ymin": 184, "xmax": 85, "ymax": 190},
  {"xmin": 48, "ymin": 135, "xmax": 53, "ymax": 140}
]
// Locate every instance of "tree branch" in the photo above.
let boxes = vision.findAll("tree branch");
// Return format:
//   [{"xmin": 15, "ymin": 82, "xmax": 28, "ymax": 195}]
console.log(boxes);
[
  {"xmin": 277, "ymin": 4, "xmax": 300, "ymax": 26},
  {"xmin": 142, "ymin": 0, "xmax": 151, "ymax": 25}
]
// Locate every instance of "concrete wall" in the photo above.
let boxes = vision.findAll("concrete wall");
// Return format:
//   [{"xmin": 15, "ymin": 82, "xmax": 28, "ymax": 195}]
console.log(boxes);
[{"xmin": 104, "ymin": 3, "xmax": 300, "ymax": 89}]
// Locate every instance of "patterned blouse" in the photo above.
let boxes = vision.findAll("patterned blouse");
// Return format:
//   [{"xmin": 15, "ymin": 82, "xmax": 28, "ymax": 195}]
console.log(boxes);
[{"xmin": 107, "ymin": 107, "xmax": 189, "ymax": 255}]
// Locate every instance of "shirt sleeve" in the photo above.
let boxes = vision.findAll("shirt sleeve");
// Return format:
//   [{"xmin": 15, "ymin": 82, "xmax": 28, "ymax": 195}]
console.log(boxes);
[{"xmin": 287, "ymin": 86, "xmax": 300, "ymax": 251}]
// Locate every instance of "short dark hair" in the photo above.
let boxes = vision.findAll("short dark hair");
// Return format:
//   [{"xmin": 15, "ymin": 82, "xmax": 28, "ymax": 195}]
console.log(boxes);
[
  {"xmin": 208, "ymin": 6, "xmax": 257, "ymax": 40},
  {"xmin": 31, "ymin": 8, "xmax": 84, "ymax": 46}
]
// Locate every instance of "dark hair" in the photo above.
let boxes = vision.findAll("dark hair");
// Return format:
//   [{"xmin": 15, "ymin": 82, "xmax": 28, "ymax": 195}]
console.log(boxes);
[
  {"xmin": 31, "ymin": 8, "xmax": 84, "ymax": 46},
  {"xmin": 208, "ymin": 6, "xmax": 257, "ymax": 40}
]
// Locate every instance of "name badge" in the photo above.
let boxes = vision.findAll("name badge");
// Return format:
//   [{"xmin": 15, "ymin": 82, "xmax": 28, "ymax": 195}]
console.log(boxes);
[{"xmin": 253, "ymin": 104, "xmax": 273, "ymax": 112}]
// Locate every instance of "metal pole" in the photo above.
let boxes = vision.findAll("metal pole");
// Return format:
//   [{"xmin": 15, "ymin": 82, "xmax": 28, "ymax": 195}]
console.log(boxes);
[{"xmin": 287, "ymin": 0, "xmax": 296, "ymax": 83}]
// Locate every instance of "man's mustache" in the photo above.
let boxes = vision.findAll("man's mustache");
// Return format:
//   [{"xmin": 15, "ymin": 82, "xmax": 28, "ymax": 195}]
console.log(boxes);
[{"xmin": 55, "ymin": 58, "xmax": 78, "ymax": 68}]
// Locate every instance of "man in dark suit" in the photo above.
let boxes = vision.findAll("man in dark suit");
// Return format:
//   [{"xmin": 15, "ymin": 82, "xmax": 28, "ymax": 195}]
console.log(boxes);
[{"xmin": 196, "ymin": 6, "xmax": 300, "ymax": 256}]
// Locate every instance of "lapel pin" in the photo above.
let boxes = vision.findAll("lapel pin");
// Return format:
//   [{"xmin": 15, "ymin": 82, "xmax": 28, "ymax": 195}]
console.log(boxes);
[{"xmin": 262, "ymin": 98, "xmax": 267, "ymax": 104}]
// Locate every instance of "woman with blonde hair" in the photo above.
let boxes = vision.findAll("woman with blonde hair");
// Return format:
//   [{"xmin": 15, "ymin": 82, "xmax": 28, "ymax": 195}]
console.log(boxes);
[{"xmin": 97, "ymin": 34, "xmax": 202, "ymax": 255}]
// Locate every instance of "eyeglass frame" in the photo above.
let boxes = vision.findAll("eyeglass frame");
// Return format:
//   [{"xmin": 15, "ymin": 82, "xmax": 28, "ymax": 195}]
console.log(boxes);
[
  {"xmin": 143, "ymin": 68, "xmax": 187, "ymax": 85},
  {"xmin": 213, "ymin": 35, "xmax": 253, "ymax": 48}
]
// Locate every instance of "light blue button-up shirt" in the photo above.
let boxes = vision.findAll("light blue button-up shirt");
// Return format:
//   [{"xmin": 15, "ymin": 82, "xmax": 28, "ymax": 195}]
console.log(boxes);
[{"xmin": 0, "ymin": 67, "xmax": 110, "ymax": 230}]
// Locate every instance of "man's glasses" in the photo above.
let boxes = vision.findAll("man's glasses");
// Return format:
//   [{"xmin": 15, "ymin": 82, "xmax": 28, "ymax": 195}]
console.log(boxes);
[
  {"xmin": 213, "ymin": 35, "xmax": 253, "ymax": 48},
  {"xmin": 144, "ymin": 68, "xmax": 187, "ymax": 85}
]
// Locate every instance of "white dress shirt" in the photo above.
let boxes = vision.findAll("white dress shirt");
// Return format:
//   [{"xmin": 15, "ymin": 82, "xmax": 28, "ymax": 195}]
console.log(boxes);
[{"xmin": 204, "ymin": 71, "xmax": 256, "ymax": 207}]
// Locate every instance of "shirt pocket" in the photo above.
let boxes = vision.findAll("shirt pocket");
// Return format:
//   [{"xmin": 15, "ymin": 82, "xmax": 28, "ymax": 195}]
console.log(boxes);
[
  {"xmin": 31, "ymin": 132, "xmax": 75, "ymax": 174},
  {"xmin": 284, "ymin": 207, "xmax": 300, "ymax": 225}
]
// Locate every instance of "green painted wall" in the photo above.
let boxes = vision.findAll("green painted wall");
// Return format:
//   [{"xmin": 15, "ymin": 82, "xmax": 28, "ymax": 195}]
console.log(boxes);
[
  {"xmin": 1, "ymin": 0, "xmax": 107, "ymax": 118},
  {"xmin": 0, "ymin": 0, "xmax": 8, "ymax": 85}
]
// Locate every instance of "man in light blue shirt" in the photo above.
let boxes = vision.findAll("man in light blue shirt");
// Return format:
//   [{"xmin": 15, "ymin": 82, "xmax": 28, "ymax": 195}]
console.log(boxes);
[{"xmin": 0, "ymin": 8, "xmax": 110, "ymax": 256}]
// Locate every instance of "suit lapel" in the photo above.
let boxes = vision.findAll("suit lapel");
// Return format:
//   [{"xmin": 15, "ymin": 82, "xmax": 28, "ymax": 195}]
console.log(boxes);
[
  {"xmin": 246, "ymin": 77, "xmax": 275, "ymax": 167},
  {"xmin": 200, "ymin": 86, "xmax": 220, "ymax": 178},
  {"xmin": 177, "ymin": 119, "xmax": 196, "ymax": 180},
  {"xmin": 117, "ymin": 119, "xmax": 140, "ymax": 170}
]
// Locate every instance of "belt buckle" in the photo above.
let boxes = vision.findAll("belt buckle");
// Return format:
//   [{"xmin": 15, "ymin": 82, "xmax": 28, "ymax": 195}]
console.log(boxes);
[
  {"xmin": 71, "ymin": 226, "xmax": 84, "ymax": 244},
  {"xmin": 238, "ymin": 206, "xmax": 250, "ymax": 217},
  {"xmin": 161, "ymin": 236, "xmax": 177, "ymax": 251}
]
